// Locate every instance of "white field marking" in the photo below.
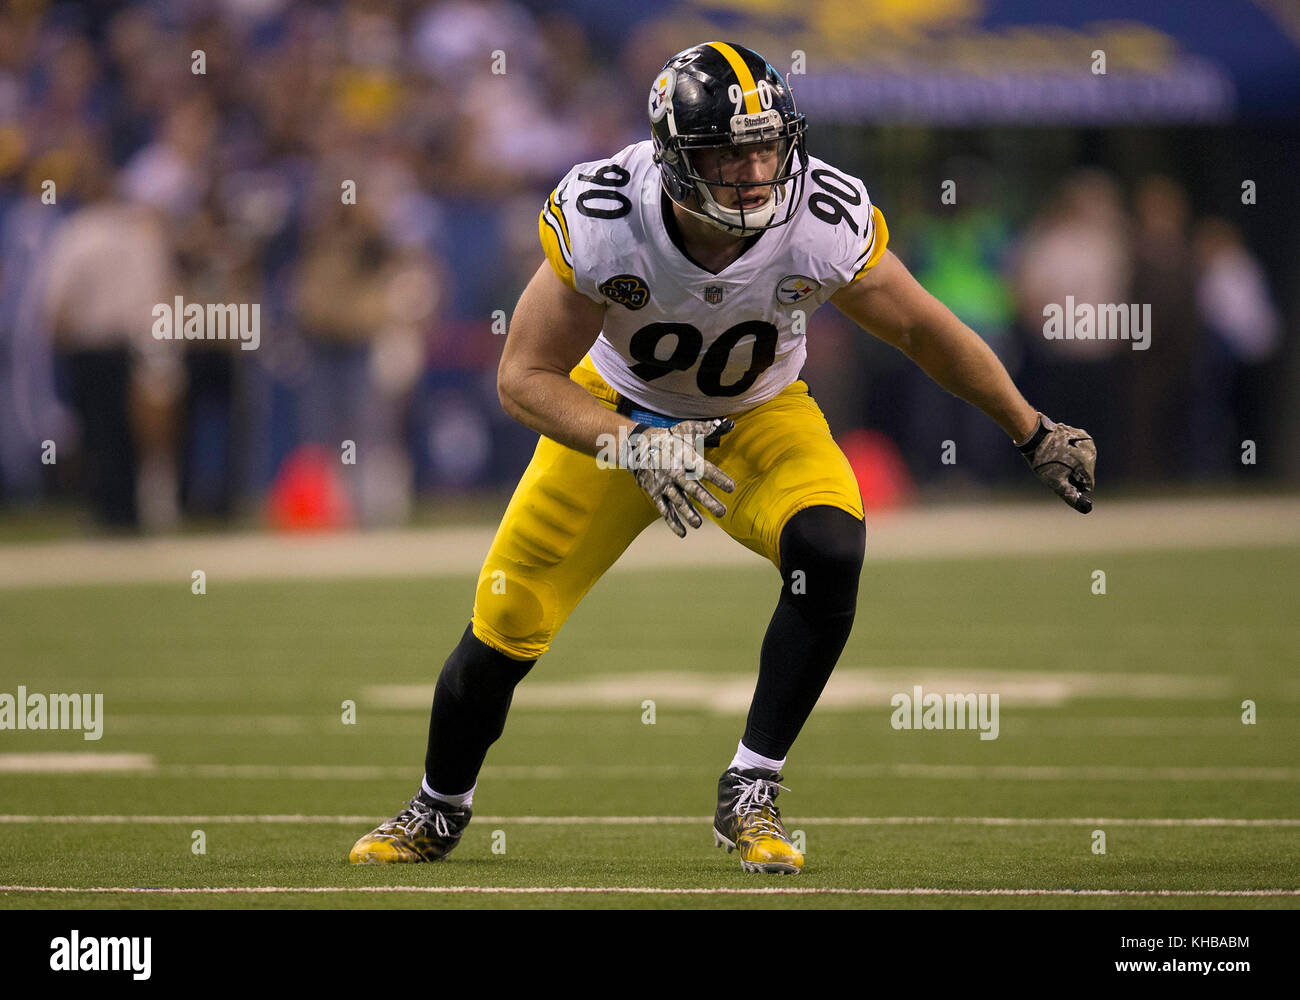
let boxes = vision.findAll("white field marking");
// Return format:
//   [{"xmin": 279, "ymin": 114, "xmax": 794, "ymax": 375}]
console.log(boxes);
[
  {"xmin": 0, "ymin": 815, "xmax": 1295, "ymax": 827},
  {"xmin": 816, "ymin": 764, "xmax": 1300, "ymax": 781},
  {"xmin": 366, "ymin": 669, "xmax": 1232, "ymax": 714},
  {"xmin": 19, "ymin": 703, "xmax": 1268, "ymax": 736},
  {"xmin": 5, "ymin": 761, "xmax": 1292, "ymax": 781},
  {"xmin": 1011, "ymin": 717, "xmax": 1252, "ymax": 734},
  {"xmin": 109, "ymin": 715, "xmax": 318, "ymax": 735},
  {"xmin": 0, "ymin": 753, "xmax": 154, "ymax": 773},
  {"xmin": 1, "ymin": 497, "xmax": 1297, "ymax": 590},
  {"xmin": 0, "ymin": 679, "xmax": 339, "ymax": 702},
  {"xmin": 1, "ymin": 885, "xmax": 1296, "ymax": 897}
]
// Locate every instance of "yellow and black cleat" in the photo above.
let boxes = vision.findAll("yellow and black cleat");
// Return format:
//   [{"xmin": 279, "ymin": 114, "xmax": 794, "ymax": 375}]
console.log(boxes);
[
  {"xmin": 349, "ymin": 795, "xmax": 471, "ymax": 864},
  {"xmin": 712, "ymin": 767, "xmax": 804, "ymax": 874}
]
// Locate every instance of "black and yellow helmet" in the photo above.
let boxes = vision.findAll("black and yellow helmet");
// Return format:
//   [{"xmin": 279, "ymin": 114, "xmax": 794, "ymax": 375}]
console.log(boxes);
[{"xmin": 649, "ymin": 42, "xmax": 807, "ymax": 236}]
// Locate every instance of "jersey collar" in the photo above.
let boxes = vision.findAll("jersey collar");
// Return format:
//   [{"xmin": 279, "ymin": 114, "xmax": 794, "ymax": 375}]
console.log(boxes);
[{"xmin": 656, "ymin": 187, "xmax": 767, "ymax": 277}]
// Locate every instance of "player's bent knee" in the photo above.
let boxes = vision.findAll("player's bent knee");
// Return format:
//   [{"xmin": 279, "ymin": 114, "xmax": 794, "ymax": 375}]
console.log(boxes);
[
  {"xmin": 778, "ymin": 505, "xmax": 865, "ymax": 615},
  {"xmin": 472, "ymin": 568, "xmax": 559, "ymax": 660},
  {"xmin": 470, "ymin": 614, "xmax": 555, "ymax": 661}
]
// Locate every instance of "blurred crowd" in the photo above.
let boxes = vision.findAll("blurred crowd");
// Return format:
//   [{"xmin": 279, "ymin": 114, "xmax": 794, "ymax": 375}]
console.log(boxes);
[
  {"xmin": 0, "ymin": 0, "xmax": 1291, "ymax": 531},
  {"xmin": 841, "ymin": 164, "xmax": 1286, "ymax": 489},
  {"xmin": 0, "ymin": 0, "xmax": 646, "ymax": 529}
]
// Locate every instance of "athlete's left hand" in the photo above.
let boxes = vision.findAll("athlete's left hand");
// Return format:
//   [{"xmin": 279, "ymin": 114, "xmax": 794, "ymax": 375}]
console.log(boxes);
[
  {"xmin": 1016, "ymin": 414, "xmax": 1096, "ymax": 513},
  {"xmin": 622, "ymin": 418, "xmax": 736, "ymax": 537}
]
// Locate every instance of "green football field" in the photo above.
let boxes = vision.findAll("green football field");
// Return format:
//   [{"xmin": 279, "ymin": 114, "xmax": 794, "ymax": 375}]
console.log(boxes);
[{"xmin": 1, "ymin": 543, "xmax": 1297, "ymax": 910}]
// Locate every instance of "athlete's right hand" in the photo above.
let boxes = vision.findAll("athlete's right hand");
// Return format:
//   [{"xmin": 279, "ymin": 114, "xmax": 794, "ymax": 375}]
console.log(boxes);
[{"xmin": 621, "ymin": 418, "xmax": 736, "ymax": 537}]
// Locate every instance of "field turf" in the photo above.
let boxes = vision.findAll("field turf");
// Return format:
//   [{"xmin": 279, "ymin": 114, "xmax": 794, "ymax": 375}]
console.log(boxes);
[{"xmin": 0, "ymin": 544, "xmax": 1296, "ymax": 909}]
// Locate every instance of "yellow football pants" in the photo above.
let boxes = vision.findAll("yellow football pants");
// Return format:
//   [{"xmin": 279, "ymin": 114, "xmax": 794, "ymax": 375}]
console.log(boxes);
[{"xmin": 471, "ymin": 356, "xmax": 863, "ymax": 660}]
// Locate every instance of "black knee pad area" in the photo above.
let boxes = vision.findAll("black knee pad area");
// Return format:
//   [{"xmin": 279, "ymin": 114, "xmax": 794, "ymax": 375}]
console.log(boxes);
[
  {"xmin": 436, "ymin": 623, "xmax": 537, "ymax": 710},
  {"xmin": 777, "ymin": 506, "xmax": 865, "ymax": 616}
]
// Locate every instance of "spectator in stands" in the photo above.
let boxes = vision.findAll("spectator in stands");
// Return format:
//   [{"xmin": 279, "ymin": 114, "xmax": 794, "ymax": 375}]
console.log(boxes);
[
  {"xmin": 1126, "ymin": 175, "xmax": 1201, "ymax": 482},
  {"xmin": 42, "ymin": 143, "xmax": 181, "ymax": 529},
  {"xmin": 1192, "ymin": 217, "xmax": 1282, "ymax": 476},
  {"xmin": 1011, "ymin": 170, "xmax": 1132, "ymax": 479}
]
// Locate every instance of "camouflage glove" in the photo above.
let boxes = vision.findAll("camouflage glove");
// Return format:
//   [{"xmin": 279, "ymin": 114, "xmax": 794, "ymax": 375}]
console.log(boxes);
[
  {"xmin": 621, "ymin": 418, "xmax": 736, "ymax": 537},
  {"xmin": 1016, "ymin": 413, "xmax": 1096, "ymax": 513}
]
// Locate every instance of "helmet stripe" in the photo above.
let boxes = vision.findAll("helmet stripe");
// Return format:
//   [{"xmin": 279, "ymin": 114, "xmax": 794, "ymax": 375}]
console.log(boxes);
[{"xmin": 706, "ymin": 41, "xmax": 761, "ymax": 114}]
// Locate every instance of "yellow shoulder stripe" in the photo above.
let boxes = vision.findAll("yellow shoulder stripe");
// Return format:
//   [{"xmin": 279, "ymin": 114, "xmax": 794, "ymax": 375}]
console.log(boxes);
[
  {"xmin": 707, "ymin": 41, "xmax": 761, "ymax": 113},
  {"xmin": 538, "ymin": 209, "xmax": 576, "ymax": 290},
  {"xmin": 850, "ymin": 206, "xmax": 890, "ymax": 282},
  {"xmin": 548, "ymin": 189, "xmax": 571, "ymax": 256}
]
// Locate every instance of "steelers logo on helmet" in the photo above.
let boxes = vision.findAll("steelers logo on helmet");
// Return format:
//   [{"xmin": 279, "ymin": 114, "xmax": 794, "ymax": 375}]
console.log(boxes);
[
  {"xmin": 648, "ymin": 68, "xmax": 676, "ymax": 124},
  {"xmin": 649, "ymin": 41, "xmax": 807, "ymax": 237}
]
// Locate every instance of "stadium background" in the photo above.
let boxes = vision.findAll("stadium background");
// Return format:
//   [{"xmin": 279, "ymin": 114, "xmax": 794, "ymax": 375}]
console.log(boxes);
[
  {"xmin": 0, "ymin": 0, "xmax": 1297, "ymax": 916},
  {"xmin": 1, "ymin": 0, "xmax": 1298, "ymax": 530}
]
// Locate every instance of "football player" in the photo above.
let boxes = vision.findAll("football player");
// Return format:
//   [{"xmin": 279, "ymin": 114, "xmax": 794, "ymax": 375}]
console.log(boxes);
[{"xmin": 350, "ymin": 42, "xmax": 1095, "ymax": 873}]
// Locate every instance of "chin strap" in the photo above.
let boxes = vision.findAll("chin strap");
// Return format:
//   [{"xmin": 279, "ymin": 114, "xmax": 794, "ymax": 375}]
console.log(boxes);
[{"xmin": 681, "ymin": 189, "xmax": 777, "ymax": 236}]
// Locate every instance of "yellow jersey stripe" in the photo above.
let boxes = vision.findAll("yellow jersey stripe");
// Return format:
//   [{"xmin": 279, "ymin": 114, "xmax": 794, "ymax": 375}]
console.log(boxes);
[
  {"xmin": 538, "ymin": 210, "xmax": 576, "ymax": 289},
  {"xmin": 854, "ymin": 203, "xmax": 876, "ymax": 262},
  {"xmin": 542, "ymin": 200, "xmax": 571, "ymax": 266},
  {"xmin": 548, "ymin": 189, "xmax": 572, "ymax": 256},
  {"xmin": 707, "ymin": 41, "xmax": 761, "ymax": 114},
  {"xmin": 851, "ymin": 206, "xmax": 890, "ymax": 282}
]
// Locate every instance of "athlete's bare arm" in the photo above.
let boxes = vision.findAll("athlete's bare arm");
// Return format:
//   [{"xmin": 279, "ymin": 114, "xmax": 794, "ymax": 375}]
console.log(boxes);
[
  {"xmin": 830, "ymin": 250, "xmax": 1039, "ymax": 442},
  {"xmin": 498, "ymin": 261, "xmax": 639, "ymax": 456}
]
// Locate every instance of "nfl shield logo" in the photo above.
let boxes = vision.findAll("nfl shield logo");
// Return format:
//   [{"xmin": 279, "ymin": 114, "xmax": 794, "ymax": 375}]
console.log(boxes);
[{"xmin": 704, "ymin": 285, "xmax": 724, "ymax": 304}]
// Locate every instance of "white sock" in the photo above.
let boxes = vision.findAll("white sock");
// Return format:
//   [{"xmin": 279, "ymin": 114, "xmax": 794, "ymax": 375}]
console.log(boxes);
[
  {"xmin": 730, "ymin": 741, "xmax": 786, "ymax": 773},
  {"xmin": 421, "ymin": 777, "xmax": 474, "ymax": 809}
]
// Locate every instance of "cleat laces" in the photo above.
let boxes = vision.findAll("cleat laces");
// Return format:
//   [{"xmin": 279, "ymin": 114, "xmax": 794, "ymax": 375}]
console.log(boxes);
[
  {"xmin": 731, "ymin": 774, "xmax": 792, "ymax": 839},
  {"xmin": 395, "ymin": 798, "xmax": 452, "ymax": 840}
]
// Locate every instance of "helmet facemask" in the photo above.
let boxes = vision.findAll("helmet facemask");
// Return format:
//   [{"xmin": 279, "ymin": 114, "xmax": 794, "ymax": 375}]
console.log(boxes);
[{"xmin": 680, "ymin": 132, "xmax": 804, "ymax": 236}]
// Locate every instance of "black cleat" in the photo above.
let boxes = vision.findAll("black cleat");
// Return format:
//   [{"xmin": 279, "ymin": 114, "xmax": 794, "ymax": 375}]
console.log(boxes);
[
  {"xmin": 349, "ymin": 794, "xmax": 471, "ymax": 864},
  {"xmin": 712, "ymin": 767, "xmax": 803, "ymax": 874}
]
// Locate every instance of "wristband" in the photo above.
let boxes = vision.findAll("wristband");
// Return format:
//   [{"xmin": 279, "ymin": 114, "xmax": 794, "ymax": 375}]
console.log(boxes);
[
  {"xmin": 618, "ymin": 423, "xmax": 652, "ymax": 470},
  {"xmin": 1015, "ymin": 413, "xmax": 1054, "ymax": 455}
]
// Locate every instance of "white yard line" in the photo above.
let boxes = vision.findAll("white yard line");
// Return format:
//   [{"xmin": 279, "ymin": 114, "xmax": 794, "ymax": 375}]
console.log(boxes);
[
  {"xmin": 814, "ymin": 764, "xmax": 1300, "ymax": 781},
  {"xmin": 0, "ymin": 753, "xmax": 155, "ymax": 773},
  {"xmin": 137, "ymin": 762, "xmax": 1300, "ymax": 782},
  {"xmin": 0, "ymin": 496, "xmax": 1296, "ymax": 589},
  {"xmin": 366, "ymin": 669, "xmax": 1235, "ymax": 713},
  {"xmin": 9, "ymin": 711, "xmax": 1261, "ymax": 735},
  {"xmin": 0, "ymin": 814, "xmax": 1295, "ymax": 826},
  {"xmin": 1, "ymin": 885, "xmax": 1295, "ymax": 897},
  {"xmin": 2, "ymin": 756, "xmax": 1295, "ymax": 781}
]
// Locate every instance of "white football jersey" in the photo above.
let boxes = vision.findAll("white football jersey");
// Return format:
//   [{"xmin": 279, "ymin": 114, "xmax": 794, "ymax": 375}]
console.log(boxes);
[{"xmin": 539, "ymin": 140, "xmax": 889, "ymax": 419}]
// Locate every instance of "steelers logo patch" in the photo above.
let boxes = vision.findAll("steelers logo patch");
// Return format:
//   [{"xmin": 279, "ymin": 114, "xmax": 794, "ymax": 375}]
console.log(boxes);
[
  {"xmin": 648, "ymin": 69, "xmax": 676, "ymax": 123},
  {"xmin": 776, "ymin": 275, "xmax": 820, "ymax": 305},
  {"xmin": 599, "ymin": 274, "xmax": 650, "ymax": 310}
]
